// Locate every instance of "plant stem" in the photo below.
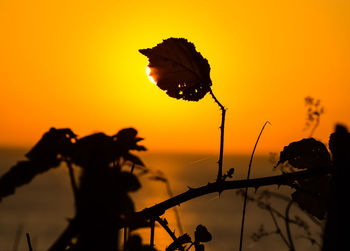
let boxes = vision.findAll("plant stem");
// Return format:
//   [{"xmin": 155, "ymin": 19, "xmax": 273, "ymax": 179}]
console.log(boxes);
[
  {"xmin": 269, "ymin": 209, "xmax": 290, "ymax": 248},
  {"xmin": 185, "ymin": 242, "xmax": 194, "ymax": 251},
  {"xmin": 65, "ymin": 160, "xmax": 79, "ymax": 206},
  {"xmin": 239, "ymin": 121, "xmax": 270, "ymax": 251},
  {"xmin": 285, "ymin": 200, "xmax": 295, "ymax": 251},
  {"xmin": 123, "ymin": 227, "xmax": 128, "ymax": 251},
  {"xmin": 209, "ymin": 88, "xmax": 226, "ymax": 182},
  {"xmin": 150, "ymin": 219, "xmax": 155, "ymax": 247},
  {"xmin": 26, "ymin": 233, "xmax": 33, "ymax": 251},
  {"xmin": 133, "ymin": 167, "xmax": 329, "ymax": 220}
]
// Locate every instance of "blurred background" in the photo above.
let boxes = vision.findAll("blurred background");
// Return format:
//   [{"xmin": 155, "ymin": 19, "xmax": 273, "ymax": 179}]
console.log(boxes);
[
  {"xmin": 1, "ymin": 0, "xmax": 348, "ymax": 250},
  {"xmin": 0, "ymin": 150, "xmax": 322, "ymax": 251},
  {"xmin": 1, "ymin": 0, "xmax": 350, "ymax": 153}
]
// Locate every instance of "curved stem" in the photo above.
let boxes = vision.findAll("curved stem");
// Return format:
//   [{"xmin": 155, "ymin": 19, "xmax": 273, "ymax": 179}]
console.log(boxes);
[
  {"xmin": 209, "ymin": 88, "xmax": 226, "ymax": 182},
  {"xmin": 65, "ymin": 160, "xmax": 79, "ymax": 209},
  {"xmin": 285, "ymin": 200, "xmax": 295, "ymax": 251},
  {"xmin": 150, "ymin": 219, "xmax": 155, "ymax": 247},
  {"xmin": 239, "ymin": 121, "xmax": 270, "ymax": 251}
]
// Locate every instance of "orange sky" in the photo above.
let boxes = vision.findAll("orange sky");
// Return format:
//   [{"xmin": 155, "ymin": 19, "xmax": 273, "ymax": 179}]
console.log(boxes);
[{"xmin": 1, "ymin": 0, "xmax": 349, "ymax": 154}]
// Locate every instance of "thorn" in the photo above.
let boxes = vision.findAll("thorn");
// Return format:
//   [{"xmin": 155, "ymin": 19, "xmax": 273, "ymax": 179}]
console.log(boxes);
[
  {"xmin": 218, "ymin": 190, "xmax": 223, "ymax": 197},
  {"xmin": 254, "ymin": 186, "xmax": 259, "ymax": 193},
  {"xmin": 187, "ymin": 186, "xmax": 194, "ymax": 191}
]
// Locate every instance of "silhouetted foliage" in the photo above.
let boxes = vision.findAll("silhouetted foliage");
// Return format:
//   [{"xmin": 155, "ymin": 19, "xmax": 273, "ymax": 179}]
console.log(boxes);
[
  {"xmin": 304, "ymin": 96, "xmax": 324, "ymax": 137},
  {"xmin": 0, "ymin": 128, "xmax": 76, "ymax": 201},
  {"xmin": 0, "ymin": 38, "xmax": 345, "ymax": 251},
  {"xmin": 139, "ymin": 38, "xmax": 211, "ymax": 101},
  {"xmin": 322, "ymin": 124, "xmax": 348, "ymax": 251},
  {"xmin": 275, "ymin": 137, "xmax": 332, "ymax": 220},
  {"xmin": 237, "ymin": 189, "xmax": 322, "ymax": 249},
  {"xmin": 277, "ymin": 138, "xmax": 331, "ymax": 171},
  {"xmin": 0, "ymin": 127, "xmax": 147, "ymax": 251},
  {"xmin": 194, "ymin": 225, "xmax": 212, "ymax": 243},
  {"xmin": 0, "ymin": 123, "xmax": 345, "ymax": 250}
]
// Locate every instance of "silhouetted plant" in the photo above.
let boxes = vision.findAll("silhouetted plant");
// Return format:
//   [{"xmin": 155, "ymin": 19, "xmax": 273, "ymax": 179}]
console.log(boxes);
[
  {"xmin": 0, "ymin": 127, "xmax": 148, "ymax": 251},
  {"xmin": 139, "ymin": 38, "xmax": 226, "ymax": 182},
  {"xmin": 236, "ymin": 189, "xmax": 323, "ymax": 249},
  {"xmin": 0, "ymin": 39, "xmax": 345, "ymax": 251},
  {"xmin": 0, "ymin": 124, "xmax": 344, "ymax": 250},
  {"xmin": 304, "ymin": 96, "xmax": 324, "ymax": 137}
]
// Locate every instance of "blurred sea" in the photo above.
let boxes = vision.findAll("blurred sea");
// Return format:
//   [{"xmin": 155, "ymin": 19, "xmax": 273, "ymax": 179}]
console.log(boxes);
[{"xmin": 0, "ymin": 148, "xmax": 321, "ymax": 251}]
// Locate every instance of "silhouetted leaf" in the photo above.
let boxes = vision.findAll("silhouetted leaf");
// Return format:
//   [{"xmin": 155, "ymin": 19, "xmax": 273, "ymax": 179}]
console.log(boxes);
[
  {"xmin": 277, "ymin": 138, "xmax": 331, "ymax": 170},
  {"xmin": 276, "ymin": 138, "xmax": 332, "ymax": 219},
  {"xmin": 71, "ymin": 132, "xmax": 115, "ymax": 166},
  {"xmin": 139, "ymin": 38, "xmax": 212, "ymax": 101},
  {"xmin": 0, "ymin": 128, "xmax": 77, "ymax": 201},
  {"xmin": 71, "ymin": 128, "xmax": 146, "ymax": 167},
  {"xmin": 115, "ymin": 128, "xmax": 147, "ymax": 151},
  {"xmin": 26, "ymin": 127, "xmax": 76, "ymax": 164},
  {"xmin": 194, "ymin": 225, "xmax": 212, "ymax": 243}
]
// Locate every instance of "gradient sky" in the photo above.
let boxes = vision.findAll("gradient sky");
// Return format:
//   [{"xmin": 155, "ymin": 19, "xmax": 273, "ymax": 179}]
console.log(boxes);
[{"xmin": 1, "ymin": 0, "xmax": 349, "ymax": 154}]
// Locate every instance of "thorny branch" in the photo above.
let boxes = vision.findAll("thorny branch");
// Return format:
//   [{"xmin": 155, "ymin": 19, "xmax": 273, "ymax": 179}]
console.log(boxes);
[
  {"xmin": 131, "ymin": 167, "xmax": 330, "ymax": 221},
  {"xmin": 209, "ymin": 87, "xmax": 226, "ymax": 182}
]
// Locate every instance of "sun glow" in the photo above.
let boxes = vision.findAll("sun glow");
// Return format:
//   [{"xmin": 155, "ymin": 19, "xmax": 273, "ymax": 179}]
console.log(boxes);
[{"xmin": 146, "ymin": 66, "xmax": 157, "ymax": 85}]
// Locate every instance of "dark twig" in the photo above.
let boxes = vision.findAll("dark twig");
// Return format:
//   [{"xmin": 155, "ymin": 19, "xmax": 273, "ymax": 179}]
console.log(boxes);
[
  {"xmin": 26, "ymin": 233, "xmax": 33, "ymax": 251},
  {"xmin": 65, "ymin": 160, "xmax": 79, "ymax": 205},
  {"xmin": 185, "ymin": 242, "xmax": 194, "ymax": 251},
  {"xmin": 150, "ymin": 219, "xmax": 155, "ymax": 247},
  {"xmin": 239, "ymin": 121, "xmax": 270, "ymax": 251},
  {"xmin": 297, "ymin": 235, "xmax": 321, "ymax": 248},
  {"xmin": 149, "ymin": 171, "xmax": 184, "ymax": 235},
  {"xmin": 268, "ymin": 209, "xmax": 290, "ymax": 248},
  {"xmin": 285, "ymin": 200, "xmax": 295, "ymax": 251},
  {"xmin": 123, "ymin": 226, "xmax": 128, "ymax": 251},
  {"xmin": 133, "ymin": 167, "xmax": 329, "ymax": 220},
  {"xmin": 209, "ymin": 87, "xmax": 226, "ymax": 182}
]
